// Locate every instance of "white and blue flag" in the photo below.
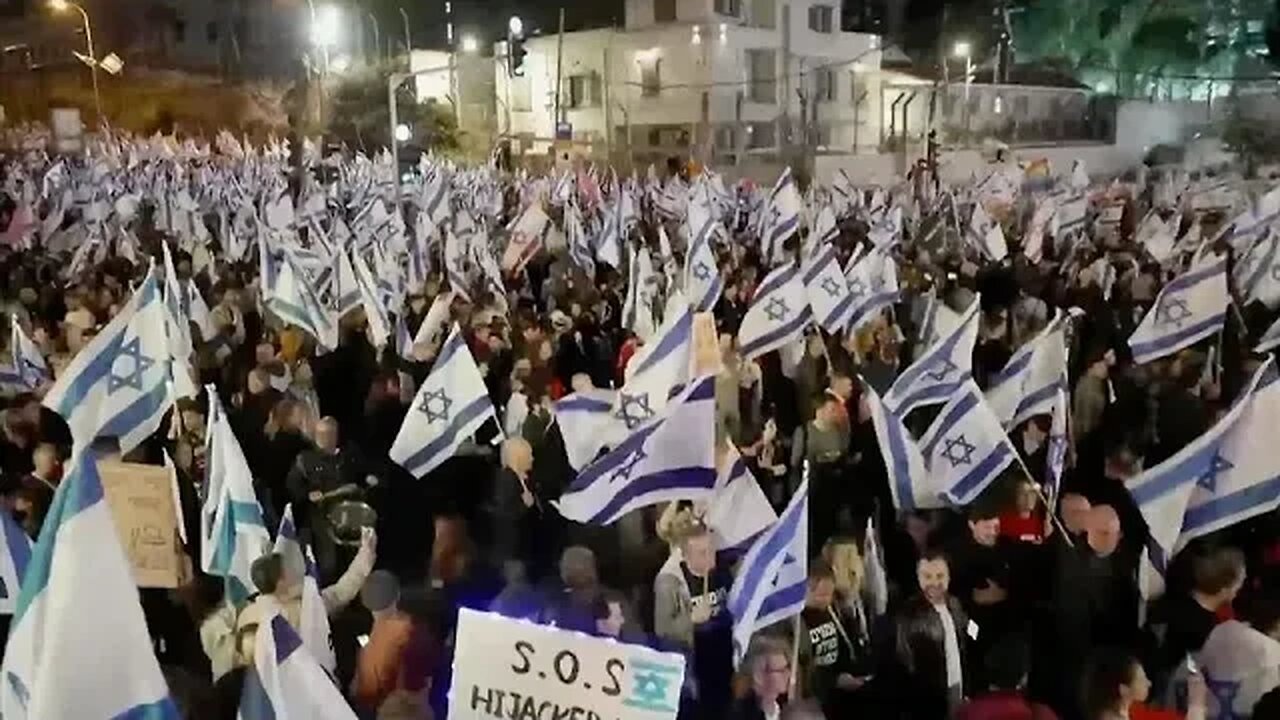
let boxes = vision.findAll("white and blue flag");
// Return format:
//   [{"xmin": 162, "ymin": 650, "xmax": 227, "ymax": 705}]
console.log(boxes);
[
  {"xmin": 728, "ymin": 478, "xmax": 808, "ymax": 666},
  {"xmin": 0, "ymin": 452, "xmax": 180, "ymax": 720},
  {"xmin": 1128, "ymin": 358, "xmax": 1274, "ymax": 598},
  {"xmin": 0, "ymin": 505, "xmax": 31, "ymax": 614},
  {"xmin": 684, "ymin": 187, "xmax": 724, "ymax": 313},
  {"xmin": 706, "ymin": 445, "xmax": 778, "ymax": 557},
  {"xmin": 351, "ymin": 249, "xmax": 392, "ymax": 349},
  {"xmin": 802, "ymin": 243, "xmax": 854, "ymax": 333},
  {"xmin": 843, "ymin": 244, "xmax": 900, "ymax": 333},
  {"xmin": 273, "ymin": 505, "xmax": 335, "ymax": 673},
  {"xmin": 203, "ymin": 387, "xmax": 271, "ymax": 603},
  {"xmin": 1233, "ymin": 228, "xmax": 1280, "ymax": 309},
  {"xmin": 554, "ymin": 388, "xmax": 620, "ymax": 471},
  {"xmin": 1046, "ymin": 389, "xmax": 1069, "ymax": 506},
  {"xmin": 883, "ymin": 295, "xmax": 981, "ymax": 415},
  {"xmin": 43, "ymin": 268, "xmax": 172, "ymax": 454},
  {"xmin": 985, "ymin": 310, "xmax": 1073, "ymax": 428},
  {"xmin": 762, "ymin": 168, "xmax": 802, "ymax": 265},
  {"xmin": 265, "ymin": 251, "xmax": 339, "ymax": 351},
  {"xmin": 920, "ymin": 381, "xmax": 1019, "ymax": 506},
  {"xmin": 555, "ymin": 376, "xmax": 717, "ymax": 525},
  {"xmin": 1128, "ymin": 254, "xmax": 1229, "ymax": 365},
  {"xmin": 390, "ymin": 323, "xmax": 497, "ymax": 478},
  {"xmin": 238, "ymin": 614, "xmax": 357, "ymax": 720},
  {"xmin": 738, "ymin": 264, "xmax": 813, "ymax": 361},
  {"xmin": 10, "ymin": 317, "xmax": 47, "ymax": 391},
  {"xmin": 865, "ymin": 384, "xmax": 932, "ymax": 511}
]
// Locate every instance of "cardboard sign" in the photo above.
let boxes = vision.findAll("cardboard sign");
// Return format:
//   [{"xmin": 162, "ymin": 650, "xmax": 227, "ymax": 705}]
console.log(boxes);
[
  {"xmin": 97, "ymin": 461, "xmax": 183, "ymax": 588},
  {"xmin": 449, "ymin": 608, "xmax": 685, "ymax": 720}
]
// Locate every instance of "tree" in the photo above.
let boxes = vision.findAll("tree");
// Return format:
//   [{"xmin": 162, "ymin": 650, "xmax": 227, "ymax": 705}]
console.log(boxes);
[{"xmin": 323, "ymin": 62, "xmax": 460, "ymax": 154}]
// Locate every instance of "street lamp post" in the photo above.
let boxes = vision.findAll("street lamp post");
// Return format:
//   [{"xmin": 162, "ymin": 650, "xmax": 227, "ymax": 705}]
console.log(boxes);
[
  {"xmin": 388, "ymin": 64, "xmax": 451, "ymax": 200},
  {"xmin": 48, "ymin": 0, "xmax": 101, "ymax": 126},
  {"xmin": 367, "ymin": 12, "xmax": 381, "ymax": 64},
  {"xmin": 954, "ymin": 41, "xmax": 973, "ymax": 135}
]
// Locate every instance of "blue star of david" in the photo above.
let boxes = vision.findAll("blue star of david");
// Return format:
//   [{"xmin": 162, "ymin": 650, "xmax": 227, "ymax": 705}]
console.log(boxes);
[
  {"xmin": 941, "ymin": 435, "xmax": 977, "ymax": 467},
  {"xmin": 418, "ymin": 388, "xmax": 453, "ymax": 423},
  {"xmin": 615, "ymin": 392, "xmax": 655, "ymax": 430},
  {"xmin": 924, "ymin": 357, "xmax": 958, "ymax": 382},
  {"xmin": 1205, "ymin": 676, "xmax": 1243, "ymax": 720},
  {"xmin": 609, "ymin": 447, "xmax": 648, "ymax": 485},
  {"xmin": 1157, "ymin": 297, "xmax": 1193, "ymax": 328},
  {"xmin": 764, "ymin": 297, "xmax": 789, "ymax": 323},
  {"xmin": 820, "ymin": 276, "xmax": 843, "ymax": 299},
  {"xmin": 625, "ymin": 655, "xmax": 681, "ymax": 712},
  {"xmin": 848, "ymin": 278, "xmax": 868, "ymax": 300},
  {"xmin": 1197, "ymin": 451, "xmax": 1234, "ymax": 492},
  {"xmin": 106, "ymin": 336, "xmax": 156, "ymax": 394},
  {"xmin": 692, "ymin": 261, "xmax": 713, "ymax": 281}
]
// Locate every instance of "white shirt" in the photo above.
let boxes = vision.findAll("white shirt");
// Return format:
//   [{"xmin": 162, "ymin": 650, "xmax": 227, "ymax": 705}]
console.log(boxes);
[{"xmin": 933, "ymin": 602, "xmax": 963, "ymax": 690}]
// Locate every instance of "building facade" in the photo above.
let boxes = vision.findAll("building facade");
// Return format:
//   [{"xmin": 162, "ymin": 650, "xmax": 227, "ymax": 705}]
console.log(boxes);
[{"xmin": 494, "ymin": 0, "xmax": 884, "ymax": 164}]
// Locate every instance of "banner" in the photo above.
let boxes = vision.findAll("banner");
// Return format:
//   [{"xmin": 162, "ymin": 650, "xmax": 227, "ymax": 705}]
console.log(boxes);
[
  {"xmin": 97, "ymin": 461, "xmax": 183, "ymax": 588},
  {"xmin": 448, "ymin": 608, "xmax": 685, "ymax": 720}
]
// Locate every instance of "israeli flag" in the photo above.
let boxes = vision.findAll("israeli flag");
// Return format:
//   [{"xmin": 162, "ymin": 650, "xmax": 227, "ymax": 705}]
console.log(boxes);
[
  {"xmin": 412, "ymin": 291, "xmax": 454, "ymax": 350},
  {"xmin": 555, "ymin": 376, "xmax": 717, "ymax": 525},
  {"xmin": 1128, "ymin": 254, "xmax": 1229, "ymax": 365},
  {"xmin": 238, "ymin": 614, "xmax": 358, "ymax": 720},
  {"xmin": 968, "ymin": 203, "xmax": 1009, "ymax": 261},
  {"xmin": 985, "ymin": 310, "xmax": 1072, "ymax": 428},
  {"xmin": 883, "ymin": 295, "xmax": 981, "ymax": 415},
  {"xmin": 762, "ymin": 168, "xmax": 802, "ymax": 264},
  {"xmin": 273, "ymin": 505, "xmax": 335, "ymax": 673},
  {"xmin": 10, "ymin": 316, "xmax": 47, "ymax": 391},
  {"xmin": 43, "ymin": 268, "xmax": 172, "ymax": 455},
  {"xmin": 472, "ymin": 239, "xmax": 509, "ymax": 314},
  {"xmin": 705, "ymin": 445, "xmax": 778, "ymax": 556},
  {"xmin": 803, "ymin": 243, "xmax": 854, "ymax": 333},
  {"xmin": 1222, "ymin": 184, "xmax": 1280, "ymax": 251},
  {"xmin": 0, "ymin": 452, "xmax": 180, "ymax": 719},
  {"xmin": 1233, "ymin": 228, "xmax": 1280, "ymax": 309},
  {"xmin": 203, "ymin": 387, "xmax": 272, "ymax": 604},
  {"xmin": 1176, "ymin": 358, "xmax": 1280, "ymax": 549},
  {"xmin": 1135, "ymin": 211, "xmax": 1177, "ymax": 265},
  {"xmin": 843, "ymin": 244, "xmax": 900, "ymax": 333},
  {"xmin": 0, "ymin": 506, "xmax": 31, "ymax": 614},
  {"xmin": 161, "ymin": 240, "xmax": 193, "ymax": 360},
  {"xmin": 444, "ymin": 225, "xmax": 472, "ymax": 302},
  {"xmin": 351, "ymin": 250, "xmax": 392, "ymax": 349},
  {"xmin": 186, "ymin": 279, "xmax": 216, "ymax": 342},
  {"xmin": 728, "ymin": 478, "xmax": 808, "ymax": 666},
  {"xmin": 332, "ymin": 248, "xmax": 361, "ymax": 318},
  {"xmin": 565, "ymin": 201, "xmax": 594, "ymax": 273},
  {"xmin": 1129, "ymin": 359, "xmax": 1272, "ymax": 598},
  {"xmin": 1046, "ymin": 389, "xmax": 1069, "ymax": 505},
  {"xmin": 920, "ymin": 381, "xmax": 1019, "ymax": 506},
  {"xmin": 554, "ymin": 388, "xmax": 620, "ymax": 471},
  {"xmin": 1195, "ymin": 619, "xmax": 1280, "ymax": 720},
  {"xmin": 623, "ymin": 245, "xmax": 658, "ymax": 341},
  {"xmin": 866, "ymin": 384, "xmax": 932, "ymax": 510},
  {"xmin": 391, "ymin": 323, "xmax": 497, "ymax": 479},
  {"xmin": 684, "ymin": 187, "xmax": 724, "ymax": 313},
  {"xmin": 737, "ymin": 264, "xmax": 813, "ymax": 361},
  {"xmin": 265, "ymin": 252, "xmax": 339, "ymax": 351}
]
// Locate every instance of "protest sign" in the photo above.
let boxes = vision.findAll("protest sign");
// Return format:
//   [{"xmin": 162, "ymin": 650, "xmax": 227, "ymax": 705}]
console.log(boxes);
[
  {"xmin": 449, "ymin": 608, "xmax": 685, "ymax": 720},
  {"xmin": 97, "ymin": 461, "xmax": 183, "ymax": 588}
]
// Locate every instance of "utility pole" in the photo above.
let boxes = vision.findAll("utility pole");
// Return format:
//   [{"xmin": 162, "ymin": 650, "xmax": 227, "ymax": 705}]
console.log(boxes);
[{"xmin": 553, "ymin": 7, "xmax": 566, "ymax": 132}]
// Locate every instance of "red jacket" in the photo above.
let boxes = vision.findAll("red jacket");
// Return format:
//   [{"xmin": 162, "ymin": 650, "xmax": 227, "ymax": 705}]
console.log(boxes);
[{"xmin": 956, "ymin": 692, "xmax": 1059, "ymax": 720}]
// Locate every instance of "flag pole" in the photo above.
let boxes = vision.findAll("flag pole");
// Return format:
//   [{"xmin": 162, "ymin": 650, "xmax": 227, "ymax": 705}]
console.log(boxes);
[
  {"xmin": 1009, "ymin": 447, "xmax": 1073, "ymax": 547},
  {"xmin": 790, "ymin": 459, "xmax": 810, "ymax": 697}
]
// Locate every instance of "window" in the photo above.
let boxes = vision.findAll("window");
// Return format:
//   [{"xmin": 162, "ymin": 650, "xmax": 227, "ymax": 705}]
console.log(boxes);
[
  {"xmin": 655, "ymin": 0, "xmax": 677, "ymax": 23},
  {"xmin": 641, "ymin": 60, "xmax": 661, "ymax": 97},
  {"xmin": 746, "ymin": 121, "xmax": 776, "ymax": 149},
  {"xmin": 807, "ymin": 4, "xmax": 833, "ymax": 33},
  {"xmin": 749, "ymin": 0, "xmax": 776, "ymax": 28},
  {"xmin": 815, "ymin": 67, "xmax": 835, "ymax": 102},
  {"xmin": 567, "ymin": 73, "xmax": 602, "ymax": 108},
  {"xmin": 206, "ymin": 22, "xmax": 218, "ymax": 44},
  {"xmin": 511, "ymin": 74, "xmax": 532, "ymax": 111},
  {"xmin": 714, "ymin": 0, "xmax": 741, "ymax": 18},
  {"xmin": 746, "ymin": 49, "xmax": 775, "ymax": 103}
]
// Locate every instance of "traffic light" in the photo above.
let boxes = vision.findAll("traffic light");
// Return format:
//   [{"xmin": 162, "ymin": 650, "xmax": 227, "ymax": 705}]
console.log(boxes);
[{"xmin": 507, "ymin": 35, "xmax": 527, "ymax": 77}]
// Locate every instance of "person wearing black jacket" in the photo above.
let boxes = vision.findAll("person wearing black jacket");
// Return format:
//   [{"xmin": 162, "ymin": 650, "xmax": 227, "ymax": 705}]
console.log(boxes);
[{"xmin": 894, "ymin": 549, "xmax": 970, "ymax": 720}]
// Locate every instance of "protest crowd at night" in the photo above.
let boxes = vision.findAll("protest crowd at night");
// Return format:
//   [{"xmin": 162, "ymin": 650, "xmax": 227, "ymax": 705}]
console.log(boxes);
[{"xmin": 0, "ymin": 128, "xmax": 1274, "ymax": 720}]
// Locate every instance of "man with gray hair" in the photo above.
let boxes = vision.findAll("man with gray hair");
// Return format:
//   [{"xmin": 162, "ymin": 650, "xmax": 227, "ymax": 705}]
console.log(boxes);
[{"xmin": 286, "ymin": 416, "xmax": 379, "ymax": 581}]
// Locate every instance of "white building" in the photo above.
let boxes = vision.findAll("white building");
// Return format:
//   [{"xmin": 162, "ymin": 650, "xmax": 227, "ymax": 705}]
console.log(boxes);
[{"xmin": 493, "ymin": 0, "xmax": 884, "ymax": 164}]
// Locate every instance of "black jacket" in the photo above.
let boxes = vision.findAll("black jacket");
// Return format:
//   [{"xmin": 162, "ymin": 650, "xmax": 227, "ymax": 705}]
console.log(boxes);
[{"xmin": 894, "ymin": 594, "xmax": 970, "ymax": 696}]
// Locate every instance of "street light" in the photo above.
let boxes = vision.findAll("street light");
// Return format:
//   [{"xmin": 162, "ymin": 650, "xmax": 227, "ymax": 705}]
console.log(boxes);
[
  {"xmin": 312, "ymin": 5, "xmax": 341, "ymax": 48},
  {"xmin": 460, "ymin": 35, "xmax": 478, "ymax": 54},
  {"xmin": 394, "ymin": 123, "xmax": 411, "ymax": 142},
  {"xmin": 47, "ymin": 0, "xmax": 102, "ymax": 126},
  {"xmin": 508, "ymin": 15, "xmax": 523, "ymax": 38}
]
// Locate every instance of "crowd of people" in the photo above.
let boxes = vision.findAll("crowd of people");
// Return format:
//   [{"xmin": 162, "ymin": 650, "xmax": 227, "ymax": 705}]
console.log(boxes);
[{"xmin": 0, "ymin": 134, "xmax": 1276, "ymax": 720}]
